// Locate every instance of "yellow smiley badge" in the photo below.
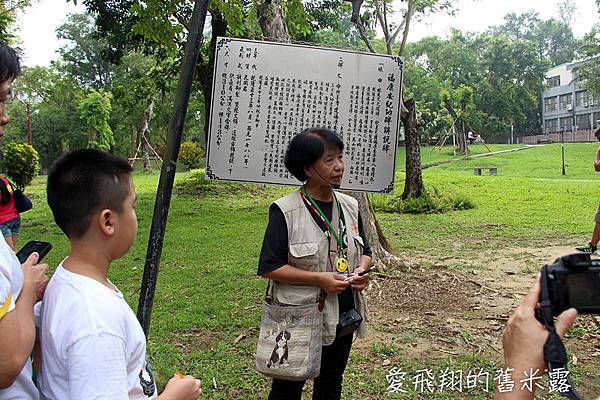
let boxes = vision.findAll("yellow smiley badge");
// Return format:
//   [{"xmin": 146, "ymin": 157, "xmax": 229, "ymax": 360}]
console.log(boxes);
[{"xmin": 335, "ymin": 257, "xmax": 349, "ymax": 273}]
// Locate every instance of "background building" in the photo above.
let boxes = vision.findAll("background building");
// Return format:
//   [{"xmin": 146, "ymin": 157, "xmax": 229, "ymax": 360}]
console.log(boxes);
[{"xmin": 539, "ymin": 59, "xmax": 599, "ymax": 142}]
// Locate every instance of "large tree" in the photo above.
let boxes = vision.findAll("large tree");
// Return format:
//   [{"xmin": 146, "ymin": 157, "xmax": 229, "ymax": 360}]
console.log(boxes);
[
  {"xmin": 490, "ymin": 12, "xmax": 578, "ymax": 67},
  {"xmin": 7, "ymin": 65, "xmax": 87, "ymax": 167},
  {"xmin": 349, "ymin": 0, "xmax": 452, "ymax": 199}
]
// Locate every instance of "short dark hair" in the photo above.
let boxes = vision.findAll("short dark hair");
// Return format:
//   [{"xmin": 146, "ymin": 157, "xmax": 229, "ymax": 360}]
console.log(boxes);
[
  {"xmin": 47, "ymin": 149, "xmax": 133, "ymax": 239},
  {"xmin": 595, "ymin": 127, "xmax": 600, "ymax": 138},
  {"xmin": 0, "ymin": 42, "xmax": 21, "ymax": 83},
  {"xmin": 284, "ymin": 127, "xmax": 344, "ymax": 182}
]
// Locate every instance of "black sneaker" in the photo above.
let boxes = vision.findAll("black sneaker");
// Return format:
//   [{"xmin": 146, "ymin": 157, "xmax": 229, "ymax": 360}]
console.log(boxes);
[{"xmin": 576, "ymin": 243, "xmax": 597, "ymax": 254}]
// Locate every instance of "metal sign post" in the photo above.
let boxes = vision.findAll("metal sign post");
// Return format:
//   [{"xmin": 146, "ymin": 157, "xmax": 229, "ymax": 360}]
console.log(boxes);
[{"xmin": 136, "ymin": 0, "xmax": 209, "ymax": 336}]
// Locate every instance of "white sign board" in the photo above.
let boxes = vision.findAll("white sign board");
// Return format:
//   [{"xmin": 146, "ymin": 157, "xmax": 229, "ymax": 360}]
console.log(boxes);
[{"xmin": 206, "ymin": 37, "xmax": 403, "ymax": 193}]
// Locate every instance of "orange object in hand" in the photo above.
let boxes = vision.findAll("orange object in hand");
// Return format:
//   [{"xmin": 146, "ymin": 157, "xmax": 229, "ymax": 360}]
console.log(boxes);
[{"xmin": 174, "ymin": 371, "xmax": 184, "ymax": 379}]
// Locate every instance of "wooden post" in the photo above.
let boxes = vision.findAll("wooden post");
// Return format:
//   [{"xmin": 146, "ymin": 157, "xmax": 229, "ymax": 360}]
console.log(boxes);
[{"xmin": 136, "ymin": 0, "xmax": 209, "ymax": 336}]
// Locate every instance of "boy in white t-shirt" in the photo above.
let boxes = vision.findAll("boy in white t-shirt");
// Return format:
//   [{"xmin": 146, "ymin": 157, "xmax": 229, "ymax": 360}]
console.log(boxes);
[
  {"xmin": 40, "ymin": 149, "xmax": 200, "ymax": 400},
  {"xmin": 0, "ymin": 41, "xmax": 50, "ymax": 400}
]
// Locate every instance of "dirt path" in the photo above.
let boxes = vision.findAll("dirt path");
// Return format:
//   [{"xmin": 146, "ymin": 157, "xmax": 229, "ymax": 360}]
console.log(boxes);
[{"xmin": 358, "ymin": 244, "xmax": 600, "ymax": 398}]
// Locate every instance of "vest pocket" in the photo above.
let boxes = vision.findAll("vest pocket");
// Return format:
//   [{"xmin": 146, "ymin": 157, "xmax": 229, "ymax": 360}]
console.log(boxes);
[
  {"xmin": 274, "ymin": 283, "xmax": 321, "ymax": 306},
  {"xmin": 289, "ymin": 242, "xmax": 319, "ymax": 270}
]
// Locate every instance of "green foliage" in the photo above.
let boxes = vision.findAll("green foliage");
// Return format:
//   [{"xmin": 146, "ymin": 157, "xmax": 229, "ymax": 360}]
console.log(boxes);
[
  {"xmin": 178, "ymin": 141, "xmax": 203, "ymax": 170},
  {"xmin": 16, "ymin": 144, "xmax": 600, "ymax": 398},
  {"xmin": 579, "ymin": 26, "xmax": 600, "ymax": 99},
  {"xmin": 1, "ymin": 142, "xmax": 39, "ymax": 190},
  {"xmin": 405, "ymin": 24, "xmax": 549, "ymax": 142},
  {"xmin": 371, "ymin": 187, "xmax": 474, "ymax": 214},
  {"xmin": 490, "ymin": 11, "xmax": 578, "ymax": 66},
  {"xmin": 0, "ymin": 0, "xmax": 32, "ymax": 42},
  {"xmin": 56, "ymin": 13, "xmax": 114, "ymax": 89},
  {"xmin": 79, "ymin": 90, "xmax": 114, "ymax": 150}
]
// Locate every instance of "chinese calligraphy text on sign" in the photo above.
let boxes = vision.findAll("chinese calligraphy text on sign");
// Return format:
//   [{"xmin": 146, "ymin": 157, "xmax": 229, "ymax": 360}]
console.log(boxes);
[{"xmin": 206, "ymin": 37, "xmax": 404, "ymax": 194}]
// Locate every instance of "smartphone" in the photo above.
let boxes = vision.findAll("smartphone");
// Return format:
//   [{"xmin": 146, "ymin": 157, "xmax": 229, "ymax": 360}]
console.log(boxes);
[
  {"xmin": 16, "ymin": 241, "xmax": 52, "ymax": 264},
  {"xmin": 343, "ymin": 266, "xmax": 377, "ymax": 282}
]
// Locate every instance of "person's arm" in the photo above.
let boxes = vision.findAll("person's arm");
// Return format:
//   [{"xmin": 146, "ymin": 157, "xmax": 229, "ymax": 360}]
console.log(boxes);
[
  {"xmin": 494, "ymin": 275, "xmax": 577, "ymax": 400},
  {"xmin": 258, "ymin": 203, "xmax": 350, "ymax": 295},
  {"xmin": 348, "ymin": 212, "xmax": 372, "ymax": 291},
  {"xmin": 349, "ymin": 255, "xmax": 372, "ymax": 291},
  {"xmin": 0, "ymin": 253, "xmax": 47, "ymax": 388},
  {"xmin": 158, "ymin": 375, "xmax": 201, "ymax": 400},
  {"xmin": 263, "ymin": 265, "xmax": 350, "ymax": 295},
  {"xmin": 595, "ymin": 147, "xmax": 600, "ymax": 171}
]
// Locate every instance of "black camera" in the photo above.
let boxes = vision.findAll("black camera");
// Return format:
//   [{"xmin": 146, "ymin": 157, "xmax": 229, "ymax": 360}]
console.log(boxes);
[
  {"xmin": 336, "ymin": 309, "xmax": 362, "ymax": 338},
  {"xmin": 539, "ymin": 253, "xmax": 600, "ymax": 317}
]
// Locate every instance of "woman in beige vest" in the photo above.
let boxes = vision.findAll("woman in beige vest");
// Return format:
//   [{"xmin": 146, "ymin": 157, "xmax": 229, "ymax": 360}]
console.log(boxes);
[{"xmin": 258, "ymin": 127, "xmax": 373, "ymax": 400}]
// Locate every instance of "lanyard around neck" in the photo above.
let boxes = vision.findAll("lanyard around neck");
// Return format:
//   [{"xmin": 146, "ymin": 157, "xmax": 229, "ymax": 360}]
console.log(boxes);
[{"xmin": 301, "ymin": 188, "xmax": 344, "ymax": 250}]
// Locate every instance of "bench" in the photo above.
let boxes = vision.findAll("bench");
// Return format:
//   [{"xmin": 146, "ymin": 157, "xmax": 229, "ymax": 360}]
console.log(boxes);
[
  {"xmin": 537, "ymin": 139, "xmax": 552, "ymax": 144},
  {"xmin": 474, "ymin": 167, "xmax": 497, "ymax": 176}
]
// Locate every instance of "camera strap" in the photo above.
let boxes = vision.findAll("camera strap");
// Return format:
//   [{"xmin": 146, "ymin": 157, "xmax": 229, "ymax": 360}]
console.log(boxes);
[{"xmin": 539, "ymin": 268, "xmax": 581, "ymax": 400}]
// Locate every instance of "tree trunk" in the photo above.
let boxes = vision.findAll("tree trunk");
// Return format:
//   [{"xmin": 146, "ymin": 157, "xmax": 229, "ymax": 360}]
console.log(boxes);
[
  {"xmin": 401, "ymin": 98, "xmax": 426, "ymax": 199},
  {"xmin": 140, "ymin": 99, "xmax": 155, "ymax": 173},
  {"xmin": 258, "ymin": 0, "xmax": 290, "ymax": 41},
  {"xmin": 87, "ymin": 130, "xmax": 96, "ymax": 149},
  {"xmin": 351, "ymin": 192, "xmax": 406, "ymax": 270}
]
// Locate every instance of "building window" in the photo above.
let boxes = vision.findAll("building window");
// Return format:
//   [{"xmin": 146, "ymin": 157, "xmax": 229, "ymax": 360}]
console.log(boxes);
[
  {"xmin": 546, "ymin": 76, "xmax": 560, "ymax": 87},
  {"xmin": 545, "ymin": 118, "xmax": 559, "ymax": 133},
  {"xmin": 559, "ymin": 93, "xmax": 572, "ymax": 110},
  {"xmin": 544, "ymin": 96, "xmax": 557, "ymax": 112},
  {"xmin": 559, "ymin": 117, "xmax": 572, "ymax": 131},
  {"xmin": 576, "ymin": 90, "xmax": 587, "ymax": 107},
  {"xmin": 585, "ymin": 91, "xmax": 596, "ymax": 106},
  {"xmin": 576, "ymin": 114, "xmax": 591, "ymax": 130}
]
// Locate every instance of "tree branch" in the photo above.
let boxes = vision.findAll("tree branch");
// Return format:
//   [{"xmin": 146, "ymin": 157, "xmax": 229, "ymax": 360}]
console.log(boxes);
[
  {"xmin": 374, "ymin": 0, "xmax": 389, "ymax": 42},
  {"xmin": 174, "ymin": 11, "xmax": 191, "ymax": 32},
  {"xmin": 398, "ymin": 0, "xmax": 415, "ymax": 57},
  {"xmin": 354, "ymin": 19, "xmax": 376, "ymax": 53},
  {"xmin": 382, "ymin": 0, "xmax": 389, "ymax": 36},
  {"xmin": 389, "ymin": 18, "xmax": 406, "ymax": 46}
]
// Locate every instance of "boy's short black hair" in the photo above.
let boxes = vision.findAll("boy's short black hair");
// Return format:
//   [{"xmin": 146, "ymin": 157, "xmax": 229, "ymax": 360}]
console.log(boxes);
[
  {"xmin": 47, "ymin": 149, "xmax": 133, "ymax": 239},
  {"xmin": 0, "ymin": 42, "xmax": 21, "ymax": 83},
  {"xmin": 284, "ymin": 127, "xmax": 344, "ymax": 182}
]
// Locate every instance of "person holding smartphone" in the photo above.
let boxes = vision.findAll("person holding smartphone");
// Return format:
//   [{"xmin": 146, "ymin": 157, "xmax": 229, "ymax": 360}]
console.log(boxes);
[
  {"xmin": 257, "ymin": 127, "xmax": 373, "ymax": 400},
  {"xmin": 0, "ymin": 41, "xmax": 49, "ymax": 400}
]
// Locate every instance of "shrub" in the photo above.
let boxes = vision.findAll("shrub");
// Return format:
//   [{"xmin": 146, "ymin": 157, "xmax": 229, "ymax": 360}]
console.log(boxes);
[
  {"xmin": 371, "ymin": 187, "xmax": 475, "ymax": 214},
  {"xmin": 179, "ymin": 141, "xmax": 203, "ymax": 170},
  {"xmin": 1, "ymin": 142, "xmax": 39, "ymax": 190}
]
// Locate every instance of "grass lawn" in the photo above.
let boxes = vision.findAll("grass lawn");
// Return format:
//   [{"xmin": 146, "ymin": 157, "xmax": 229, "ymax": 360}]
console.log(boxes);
[
  {"xmin": 19, "ymin": 143, "xmax": 600, "ymax": 399},
  {"xmin": 396, "ymin": 143, "xmax": 525, "ymax": 169}
]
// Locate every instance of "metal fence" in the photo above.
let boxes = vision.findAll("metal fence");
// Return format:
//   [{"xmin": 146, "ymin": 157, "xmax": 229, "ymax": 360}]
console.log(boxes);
[{"xmin": 518, "ymin": 129, "xmax": 597, "ymax": 144}]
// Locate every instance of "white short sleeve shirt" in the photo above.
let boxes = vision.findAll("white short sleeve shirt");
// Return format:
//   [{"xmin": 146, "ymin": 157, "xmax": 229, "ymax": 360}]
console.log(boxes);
[{"xmin": 39, "ymin": 263, "xmax": 157, "ymax": 400}]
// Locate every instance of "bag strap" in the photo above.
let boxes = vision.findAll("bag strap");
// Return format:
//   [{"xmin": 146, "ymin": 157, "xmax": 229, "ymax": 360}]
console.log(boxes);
[{"xmin": 327, "ymin": 196, "xmax": 341, "ymax": 273}]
